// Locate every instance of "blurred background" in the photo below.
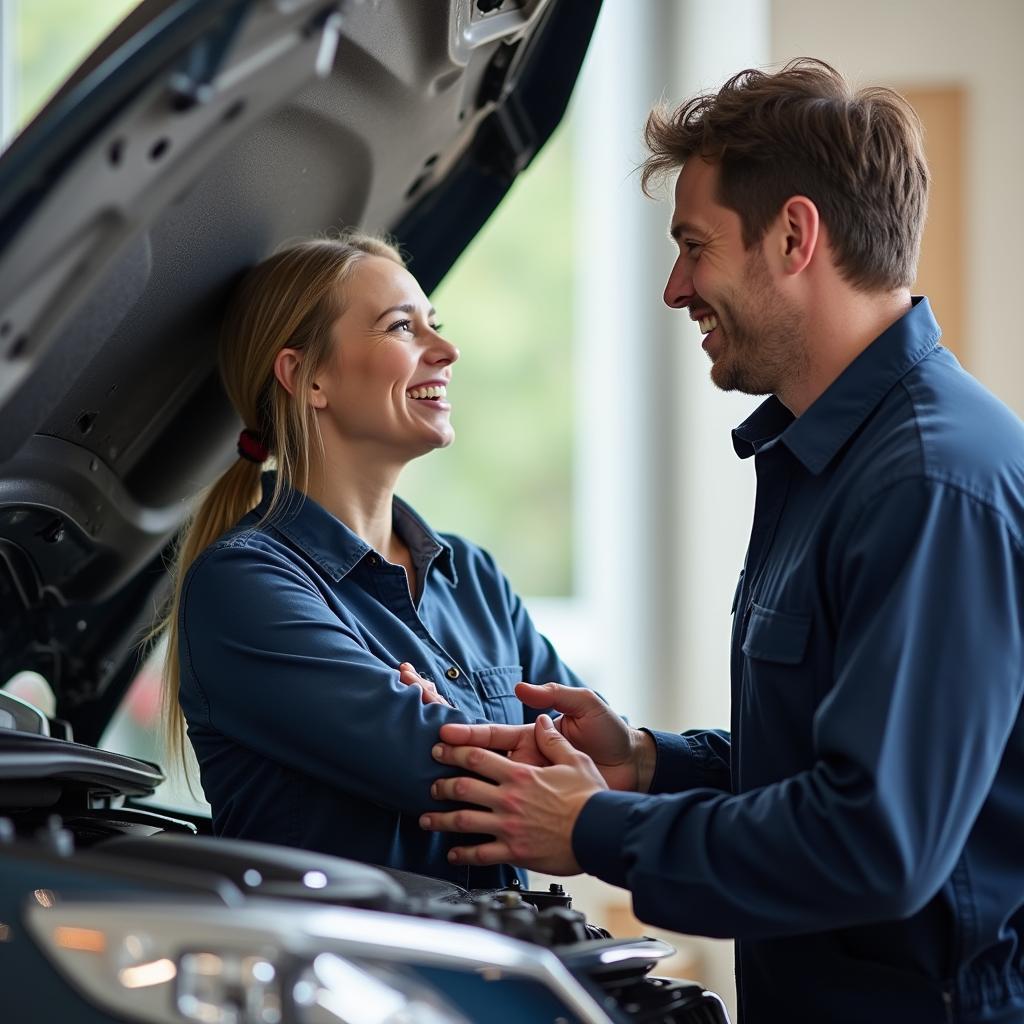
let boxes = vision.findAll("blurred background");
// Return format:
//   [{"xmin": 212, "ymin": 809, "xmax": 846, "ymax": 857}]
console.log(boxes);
[{"xmin": 3, "ymin": 0, "xmax": 1022, "ymax": 1015}]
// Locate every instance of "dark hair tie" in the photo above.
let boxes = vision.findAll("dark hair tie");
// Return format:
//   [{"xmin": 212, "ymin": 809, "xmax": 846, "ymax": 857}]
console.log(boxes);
[{"xmin": 237, "ymin": 428, "xmax": 269, "ymax": 464}]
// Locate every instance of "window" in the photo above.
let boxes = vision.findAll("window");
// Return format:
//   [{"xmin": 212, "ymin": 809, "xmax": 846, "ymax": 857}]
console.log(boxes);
[
  {"xmin": 0, "ymin": 0, "xmax": 140, "ymax": 147},
  {"xmin": 400, "ymin": 122, "xmax": 576, "ymax": 597}
]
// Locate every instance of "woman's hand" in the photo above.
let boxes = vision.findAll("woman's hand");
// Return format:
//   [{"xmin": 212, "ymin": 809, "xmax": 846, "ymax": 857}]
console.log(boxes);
[
  {"xmin": 438, "ymin": 683, "xmax": 656, "ymax": 792},
  {"xmin": 398, "ymin": 662, "xmax": 453, "ymax": 708}
]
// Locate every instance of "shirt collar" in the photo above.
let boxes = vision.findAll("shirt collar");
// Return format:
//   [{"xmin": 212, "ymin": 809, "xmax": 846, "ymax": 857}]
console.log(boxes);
[
  {"xmin": 251, "ymin": 471, "xmax": 457, "ymax": 585},
  {"xmin": 732, "ymin": 296, "xmax": 941, "ymax": 473}
]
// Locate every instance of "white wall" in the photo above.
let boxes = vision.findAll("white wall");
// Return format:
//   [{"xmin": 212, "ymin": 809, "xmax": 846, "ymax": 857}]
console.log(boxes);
[{"xmin": 772, "ymin": 0, "xmax": 1024, "ymax": 412}]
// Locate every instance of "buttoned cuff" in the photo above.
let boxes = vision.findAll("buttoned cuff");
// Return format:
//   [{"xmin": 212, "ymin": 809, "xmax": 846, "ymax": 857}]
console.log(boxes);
[
  {"xmin": 645, "ymin": 729, "xmax": 696, "ymax": 794},
  {"xmin": 572, "ymin": 789, "xmax": 648, "ymax": 889}
]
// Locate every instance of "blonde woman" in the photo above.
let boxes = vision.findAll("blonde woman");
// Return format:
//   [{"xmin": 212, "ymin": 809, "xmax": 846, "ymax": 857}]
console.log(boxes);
[{"xmin": 159, "ymin": 234, "xmax": 588, "ymax": 888}]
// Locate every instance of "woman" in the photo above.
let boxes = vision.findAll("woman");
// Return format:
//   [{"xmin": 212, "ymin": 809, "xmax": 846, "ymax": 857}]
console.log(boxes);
[{"xmin": 160, "ymin": 234, "xmax": 587, "ymax": 888}]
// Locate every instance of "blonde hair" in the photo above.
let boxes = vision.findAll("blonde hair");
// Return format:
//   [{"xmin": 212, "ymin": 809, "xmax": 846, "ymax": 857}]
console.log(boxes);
[{"xmin": 158, "ymin": 232, "xmax": 405, "ymax": 780}]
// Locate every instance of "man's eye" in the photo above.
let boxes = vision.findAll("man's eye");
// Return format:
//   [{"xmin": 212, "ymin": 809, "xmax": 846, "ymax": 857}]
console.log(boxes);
[{"xmin": 684, "ymin": 240, "xmax": 703, "ymax": 256}]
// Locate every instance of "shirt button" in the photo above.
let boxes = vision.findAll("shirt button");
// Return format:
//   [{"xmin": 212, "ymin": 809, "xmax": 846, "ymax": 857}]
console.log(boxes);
[
  {"xmin": 367, "ymin": 554, "xmax": 379, "ymax": 566},
  {"xmin": 445, "ymin": 667, "xmax": 460, "ymax": 680}
]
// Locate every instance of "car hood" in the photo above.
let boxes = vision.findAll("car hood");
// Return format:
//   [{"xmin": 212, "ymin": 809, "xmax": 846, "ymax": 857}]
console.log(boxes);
[{"xmin": 0, "ymin": 0, "xmax": 600, "ymax": 736}]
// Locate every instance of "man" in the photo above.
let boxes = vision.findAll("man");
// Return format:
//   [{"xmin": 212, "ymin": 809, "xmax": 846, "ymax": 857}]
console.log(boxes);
[{"xmin": 417, "ymin": 59, "xmax": 1024, "ymax": 1022}]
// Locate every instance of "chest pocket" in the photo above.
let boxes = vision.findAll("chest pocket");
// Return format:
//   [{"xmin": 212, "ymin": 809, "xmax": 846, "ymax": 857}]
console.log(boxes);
[
  {"xmin": 741, "ymin": 603, "xmax": 811, "ymax": 664},
  {"xmin": 472, "ymin": 665, "xmax": 524, "ymax": 725}
]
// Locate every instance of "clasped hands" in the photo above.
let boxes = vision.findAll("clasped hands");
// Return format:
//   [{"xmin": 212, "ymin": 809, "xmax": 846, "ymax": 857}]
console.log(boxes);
[{"xmin": 398, "ymin": 664, "xmax": 655, "ymax": 874}]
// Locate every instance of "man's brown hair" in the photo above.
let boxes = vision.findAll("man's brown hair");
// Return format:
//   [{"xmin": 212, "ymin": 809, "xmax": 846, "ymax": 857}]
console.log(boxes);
[{"xmin": 642, "ymin": 58, "xmax": 929, "ymax": 292}]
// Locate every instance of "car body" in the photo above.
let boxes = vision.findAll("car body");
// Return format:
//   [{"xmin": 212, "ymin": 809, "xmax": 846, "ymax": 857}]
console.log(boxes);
[{"xmin": 0, "ymin": 2, "xmax": 729, "ymax": 1020}]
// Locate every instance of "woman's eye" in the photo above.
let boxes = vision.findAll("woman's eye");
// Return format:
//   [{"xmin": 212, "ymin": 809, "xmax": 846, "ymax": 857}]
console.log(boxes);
[
  {"xmin": 387, "ymin": 319, "xmax": 413, "ymax": 333},
  {"xmin": 429, "ymin": 323, "xmax": 443, "ymax": 333}
]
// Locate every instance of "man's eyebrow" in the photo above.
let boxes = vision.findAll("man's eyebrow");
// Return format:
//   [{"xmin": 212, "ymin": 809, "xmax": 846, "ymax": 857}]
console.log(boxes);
[
  {"xmin": 669, "ymin": 220, "xmax": 706, "ymax": 241},
  {"xmin": 375, "ymin": 303, "xmax": 437, "ymax": 321}
]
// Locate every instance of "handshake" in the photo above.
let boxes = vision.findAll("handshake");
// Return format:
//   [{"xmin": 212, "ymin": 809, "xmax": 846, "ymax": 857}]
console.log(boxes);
[{"xmin": 397, "ymin": 664, "xmax": 657, "ymax": 874}]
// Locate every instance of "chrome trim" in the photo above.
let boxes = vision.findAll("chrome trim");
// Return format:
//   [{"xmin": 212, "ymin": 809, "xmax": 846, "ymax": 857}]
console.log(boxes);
[
  {"xmin": 557, "ymin": 935, "xmax": 676, "ymax": 974},
  {"xmin": 701, "ymin": 989, "xmax": 733, "ymax": 1023},
  {"xmin": 0, "ymin": 690, "xmax": 49, "ymax": 736},
  {"xmin": 595, "ymin": 938, "xmax": 675, "ymax": 966}
]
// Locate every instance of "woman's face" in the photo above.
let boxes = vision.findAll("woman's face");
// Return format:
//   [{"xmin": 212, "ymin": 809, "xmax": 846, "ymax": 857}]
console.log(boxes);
[{"xmin": 312, "ymin": 256, "xmax": 460, "ymax": 459}]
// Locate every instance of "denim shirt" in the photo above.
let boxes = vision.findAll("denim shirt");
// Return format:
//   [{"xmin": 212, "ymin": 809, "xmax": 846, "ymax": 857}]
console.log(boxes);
[
  {"xmin": 179, "ymin": 474, "xmax": 586, "ymax": 888},
  {"xmin": 575, "ymin": 298, "xmax": 1024, "ymax": 1023}
]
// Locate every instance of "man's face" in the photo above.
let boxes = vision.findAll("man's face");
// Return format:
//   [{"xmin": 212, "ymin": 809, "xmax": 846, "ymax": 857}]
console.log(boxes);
[{"xmin": 663, "ymin": 158, "xmax": 805, "ymax": 397}]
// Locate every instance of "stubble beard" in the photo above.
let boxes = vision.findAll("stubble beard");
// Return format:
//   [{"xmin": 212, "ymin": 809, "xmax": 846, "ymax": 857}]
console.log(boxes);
[{"xmin": 709, "ymin": 250, "xmax": 807, "ymax": 397}]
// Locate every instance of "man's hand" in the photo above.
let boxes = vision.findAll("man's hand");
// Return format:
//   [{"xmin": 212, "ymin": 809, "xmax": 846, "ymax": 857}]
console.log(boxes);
[
  {"xmin": 439, "ymin": 682, "xmax": 657, "ymax": 792},
  {"xmin": 398, "ymin": 662, "xmax": 453, "ymax": 708},
  {"xmin": 420, "ymin": 715, "xmax": 607, "ymax": 874},
  {"xmin": 433, "ymin": 716, "xmax": 551, "ymax": 768}
]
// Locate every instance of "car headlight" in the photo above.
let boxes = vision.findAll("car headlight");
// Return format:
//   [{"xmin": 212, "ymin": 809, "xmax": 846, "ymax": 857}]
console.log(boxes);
[
  {"xmin": 174, "ymin": 949, "xmax": 282, "ymax": 1024},
  {"xmin": 292, "ymin": 953, "xmax": 463, "ymax": 1024},
  {"xmin": 24, "ymin": 897, "xmax": 611, "ymax": 1024},
  {"xmin": 173, "ymin": 946, "xmax": 464, "ymax": 1024}
]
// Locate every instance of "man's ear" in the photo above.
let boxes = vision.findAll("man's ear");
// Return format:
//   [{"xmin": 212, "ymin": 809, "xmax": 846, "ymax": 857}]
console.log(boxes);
[
  {"xmin": 776, "ymin": 195, "xmax": 819, "ymax": 277},
  {"xmin": 273, "ymin": 348, "xmax": 327, "ymax": 409}
]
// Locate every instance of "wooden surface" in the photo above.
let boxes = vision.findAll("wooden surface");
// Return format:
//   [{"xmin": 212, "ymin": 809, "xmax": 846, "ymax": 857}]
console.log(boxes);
[{"xmin": 900, "ymin": 85, "xmax": 966, "ymax": 363}]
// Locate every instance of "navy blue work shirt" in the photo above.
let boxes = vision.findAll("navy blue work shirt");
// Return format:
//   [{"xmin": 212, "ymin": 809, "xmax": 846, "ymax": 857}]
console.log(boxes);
[
  {"xmin": 179, "ymin": 474, "xmax": 586, "ymax": 888},
  {"xmin": 575, "ymin": 298, "xmax": 1024, "ymax": 1023}
]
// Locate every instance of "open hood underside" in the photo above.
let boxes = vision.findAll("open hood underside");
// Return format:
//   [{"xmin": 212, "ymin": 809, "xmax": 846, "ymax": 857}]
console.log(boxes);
[{"xmin": 0, "ymin": 0, "xmax": 600, "ymax": 730}]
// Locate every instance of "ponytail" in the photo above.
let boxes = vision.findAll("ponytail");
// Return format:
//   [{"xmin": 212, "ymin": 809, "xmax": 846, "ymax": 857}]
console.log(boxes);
[{"xmin": 158, "ymin": 457, "xmax": 264, "ymax": 789}]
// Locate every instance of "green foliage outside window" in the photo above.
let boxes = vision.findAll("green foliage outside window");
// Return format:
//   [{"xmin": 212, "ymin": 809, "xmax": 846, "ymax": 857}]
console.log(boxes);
[
  {"xmin": 401, "ymin": 124, "xmax": 576, "ymax": 597},
  {"xmin": 9, "ymin": 0, "xmax": 139, "ymax": 129}
]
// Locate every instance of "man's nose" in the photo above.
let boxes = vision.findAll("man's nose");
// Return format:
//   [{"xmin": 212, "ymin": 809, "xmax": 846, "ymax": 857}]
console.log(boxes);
[{"xmin": 663, "ymin": 256, "xmax": 693, "ymax": 309}]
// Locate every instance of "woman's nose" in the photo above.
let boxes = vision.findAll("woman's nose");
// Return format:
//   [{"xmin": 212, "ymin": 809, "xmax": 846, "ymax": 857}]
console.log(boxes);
[
  {"xmin": 663, "ymin": 256, "xmax": 693, "ymax": 309},
  {"xmin": 427, "ymin": 331, "xmax": 459, "ymax": 366}
]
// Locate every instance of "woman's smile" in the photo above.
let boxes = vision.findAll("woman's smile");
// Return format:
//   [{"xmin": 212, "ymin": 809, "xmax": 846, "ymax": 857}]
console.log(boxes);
[{"xmin": 406, "ymin": 378, "xmax": 452, "ymax": 412}]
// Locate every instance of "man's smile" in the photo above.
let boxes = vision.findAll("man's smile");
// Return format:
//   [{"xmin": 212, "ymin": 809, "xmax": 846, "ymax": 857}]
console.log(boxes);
[
  {"xmin": 689, "ymin": 305, "xmax": 719, "ymax": 334},
  {"xmin": 689, "ymin": 306, "xmax": 721, "ymax": 354}
]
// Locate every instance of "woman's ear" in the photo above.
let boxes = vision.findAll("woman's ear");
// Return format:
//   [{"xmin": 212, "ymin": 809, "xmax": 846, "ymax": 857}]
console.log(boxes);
[
  {"xmin": 273, "ymin": 348, "xmax": 326, "ymax": 409},
  {"xmin": 273, "ymin": 348, "xmax": 300, "ymax": 396}
]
